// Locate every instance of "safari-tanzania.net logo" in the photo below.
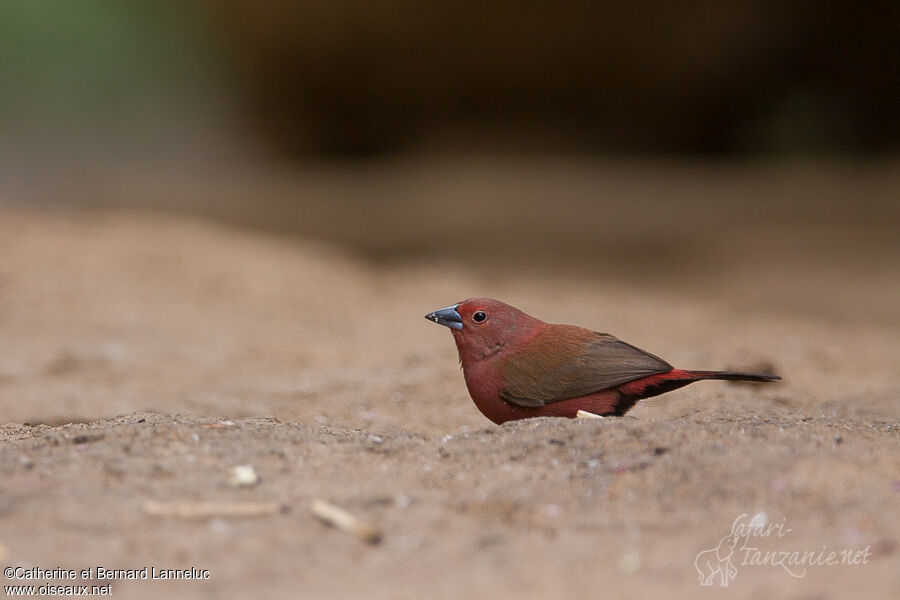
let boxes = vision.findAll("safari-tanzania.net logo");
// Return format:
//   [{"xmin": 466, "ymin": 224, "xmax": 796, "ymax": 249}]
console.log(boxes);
[{"xmin": 694, "ymin": 512, "xmax": 872, "ymax": 587}]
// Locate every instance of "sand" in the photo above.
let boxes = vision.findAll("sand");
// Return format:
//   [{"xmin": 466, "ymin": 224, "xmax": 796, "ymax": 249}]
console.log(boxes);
[{"xmin": 0, "ymin": 191, "xmax": 897, "ymax": 598}]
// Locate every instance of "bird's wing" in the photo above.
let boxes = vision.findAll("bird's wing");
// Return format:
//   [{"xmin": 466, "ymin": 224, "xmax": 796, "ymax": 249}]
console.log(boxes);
[{"xmin": 498, "ymin": 327, "xmax": 672, "ymax": 408}]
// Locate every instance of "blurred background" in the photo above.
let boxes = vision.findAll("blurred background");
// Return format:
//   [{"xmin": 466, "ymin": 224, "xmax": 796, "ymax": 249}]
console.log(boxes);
[
  {"xmin": 4, "ymin": 0, "xmax": 898, "ymax": 157},
  {"xmin": 1, "ymin": 0, "xmax": 898, "ymax": 318},
  {"xmin": 2, "ymin": 0, "xmax": 898, "ymax": 153}
]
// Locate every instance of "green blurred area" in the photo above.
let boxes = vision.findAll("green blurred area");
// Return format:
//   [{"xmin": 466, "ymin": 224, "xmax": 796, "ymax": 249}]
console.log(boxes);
[
  {"xmin": 0, "ymin": 1, "xmax": 897, "ymax": 158},
  {"xmin": 0, "ymin": 1, "xmax": 216, "ymax": 153}
]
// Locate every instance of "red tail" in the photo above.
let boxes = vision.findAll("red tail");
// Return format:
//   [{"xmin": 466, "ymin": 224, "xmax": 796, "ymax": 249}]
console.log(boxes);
[{"xmin": 611, "ymin": 368, "xmax": 781, "ymax": 414}]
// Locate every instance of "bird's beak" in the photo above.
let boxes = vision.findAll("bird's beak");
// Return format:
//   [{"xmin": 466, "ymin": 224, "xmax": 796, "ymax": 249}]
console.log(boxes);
[{"xmin": 424, "ymin": 304, "xmax": 463, "ymax": 330}]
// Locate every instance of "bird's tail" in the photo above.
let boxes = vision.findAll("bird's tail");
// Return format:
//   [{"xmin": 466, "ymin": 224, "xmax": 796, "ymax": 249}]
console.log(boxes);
[
  {"xmin": 618, "ymin": 369, "xmax": 781, "ymax": 399},
  {"xmin": 611, "ymin": 368, "xmax": 781, "ymax": 416},
  {"xmin": 679, "ymin": 370, "xmax": 781, "ymax": 383}
]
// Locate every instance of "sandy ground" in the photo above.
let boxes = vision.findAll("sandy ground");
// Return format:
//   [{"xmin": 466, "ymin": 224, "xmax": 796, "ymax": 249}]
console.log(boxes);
[{"xmin": 0, "ymin": 172, "xmax": 898, "ymax": 599}]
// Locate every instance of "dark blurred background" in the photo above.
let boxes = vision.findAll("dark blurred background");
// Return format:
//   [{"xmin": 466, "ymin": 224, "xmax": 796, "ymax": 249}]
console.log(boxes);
[
  {"xmin": 2, "ymin": 1, "xmax": 897, "ymax": 157},
  {"xmin": 215, "ymin": 0, "xmax": 900, "ymax": 156},
  {"xmin": 1, "ymin": 0, "xmax": 897, "ymax": 316}
]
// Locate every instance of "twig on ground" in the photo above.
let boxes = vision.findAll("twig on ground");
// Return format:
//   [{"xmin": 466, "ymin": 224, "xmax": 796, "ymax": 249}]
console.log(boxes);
[{"xmin": 310, "ymin": 499, "xmax": 382, "ymax": 544}]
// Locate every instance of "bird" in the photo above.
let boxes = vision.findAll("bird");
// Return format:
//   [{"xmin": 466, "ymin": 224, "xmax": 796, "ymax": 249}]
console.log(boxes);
[{"xmin": 425, "ymin": 298, "xmax": 780, "ymax": 424}]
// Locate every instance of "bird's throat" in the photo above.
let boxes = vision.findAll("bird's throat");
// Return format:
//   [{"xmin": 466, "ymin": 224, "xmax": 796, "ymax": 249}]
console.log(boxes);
[{"xmin": 452, "ymin": 331, "xmax": 509, "ymax": 363}]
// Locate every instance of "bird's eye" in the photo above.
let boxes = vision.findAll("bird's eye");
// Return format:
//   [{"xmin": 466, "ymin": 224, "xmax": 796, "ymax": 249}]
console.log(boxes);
[{"xmin": 472, "ymin": 311, "xmax": 487, "ymax": 323}]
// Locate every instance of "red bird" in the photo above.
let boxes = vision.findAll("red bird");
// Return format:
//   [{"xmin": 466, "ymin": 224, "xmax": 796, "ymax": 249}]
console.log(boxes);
[{"xmin": 425, "ymin": 298, "xmax": 780, "ymax": 424}]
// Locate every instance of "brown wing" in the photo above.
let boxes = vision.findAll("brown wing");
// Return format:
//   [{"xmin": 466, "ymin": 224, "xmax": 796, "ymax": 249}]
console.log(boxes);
[{"xmin": 498, "ymin": 326, "xmax": 672, "ymax": 408}]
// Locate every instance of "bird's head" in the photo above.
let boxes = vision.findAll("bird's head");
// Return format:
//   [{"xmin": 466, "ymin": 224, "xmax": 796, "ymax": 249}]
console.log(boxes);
[{"xmin": 425, "ymin": 298, "xmax": 543, "ymax": 362}]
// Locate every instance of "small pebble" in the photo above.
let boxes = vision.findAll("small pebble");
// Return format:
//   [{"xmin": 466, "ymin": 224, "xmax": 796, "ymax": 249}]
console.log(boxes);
[{"xmin": 228, "ymin": 465, "xmax": 259, "ymax": 487}]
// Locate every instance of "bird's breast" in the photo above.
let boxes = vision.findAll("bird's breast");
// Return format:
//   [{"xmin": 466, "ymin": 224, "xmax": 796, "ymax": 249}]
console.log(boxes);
[{"xmin": 461, "ymin": 360, "xmax": 505, "ymax": 404}]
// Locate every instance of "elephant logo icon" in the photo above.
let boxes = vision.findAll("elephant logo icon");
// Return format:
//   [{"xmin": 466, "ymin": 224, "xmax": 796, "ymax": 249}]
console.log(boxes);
[{"xmin": 695, "ymin": 519, "xmax": 742, "ymax": 586}]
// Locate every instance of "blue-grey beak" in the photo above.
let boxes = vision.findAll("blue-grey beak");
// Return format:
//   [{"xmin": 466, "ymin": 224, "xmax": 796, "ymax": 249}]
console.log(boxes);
[{"xmin": 425, "ymin": 304, "xmax": 463, "ymax": 330}]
